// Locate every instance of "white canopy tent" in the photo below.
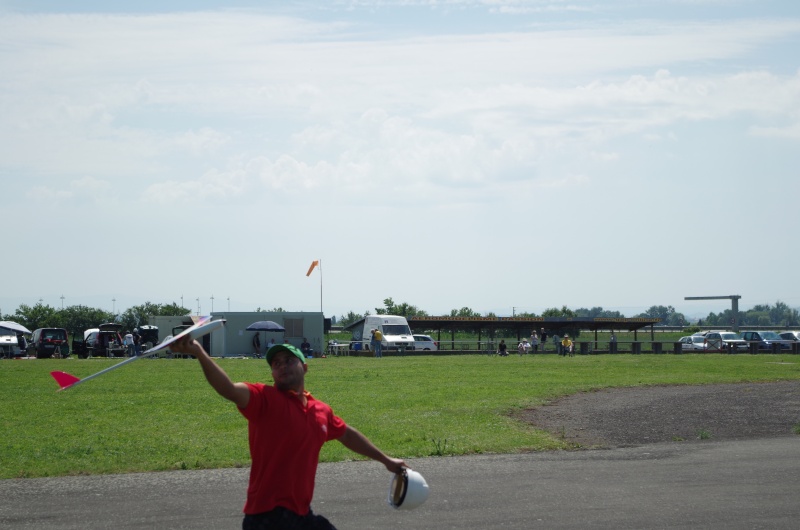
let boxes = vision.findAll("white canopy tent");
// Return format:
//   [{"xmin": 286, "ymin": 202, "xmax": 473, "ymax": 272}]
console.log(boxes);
[{"xmin": 0, "ymin": 321, "xmax": 31, "ymax": 334}]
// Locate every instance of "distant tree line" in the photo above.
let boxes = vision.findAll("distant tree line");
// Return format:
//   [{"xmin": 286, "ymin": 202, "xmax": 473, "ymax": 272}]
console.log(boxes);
[
  {"xmin": 335, "ymin": 299, "xmax": 798, "ymax": 330},
  {"xmin": 2, "ymin": 302, "xmax": 190, "ymax": 336},
  {"xmin": 701, "ymin": 301, "xmax": 799, "ymax": 328},
  {"xmin": 6, "ymin": 298, "xmax": 794, "ymax": 337}
]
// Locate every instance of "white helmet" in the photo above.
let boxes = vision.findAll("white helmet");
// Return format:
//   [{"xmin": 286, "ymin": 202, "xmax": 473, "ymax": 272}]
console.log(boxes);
[{"xmin": 388, "ymin": 468, "xmax": 429, "ymax": 510}]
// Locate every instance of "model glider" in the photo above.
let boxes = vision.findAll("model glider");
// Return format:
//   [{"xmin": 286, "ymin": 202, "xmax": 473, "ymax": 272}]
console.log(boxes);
[{"xmin": 51, "ymin": 317, "xmax": 225, "ymax": 391}]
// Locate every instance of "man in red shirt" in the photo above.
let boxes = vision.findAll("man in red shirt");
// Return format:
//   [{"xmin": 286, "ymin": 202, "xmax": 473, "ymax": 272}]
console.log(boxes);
[{"xmin": 170, "ymin": 338, "xmax": 406, "ymax": 529}]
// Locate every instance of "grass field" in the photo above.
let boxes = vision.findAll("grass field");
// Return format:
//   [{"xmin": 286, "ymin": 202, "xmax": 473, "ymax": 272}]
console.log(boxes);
[{"xmin": 2, "ymin": 353, "xmax": 799, "ymax": 479}]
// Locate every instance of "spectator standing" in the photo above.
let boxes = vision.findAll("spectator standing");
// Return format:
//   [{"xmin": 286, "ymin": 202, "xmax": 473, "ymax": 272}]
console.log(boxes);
[
  {"xmin": 610, "ymin": 331, "xmax": 618, "ymax": 354},
  {"xmin": 252, "ymin": 333, "xmax": 261, "ymax": 358},
  {"xmin": 123, "ymin": 330, "xmax": 135, "ymax": 357},
  {"xmin": 371, "ymin": 328, "xmax": 384, "ymax": 358},
  {"xmin": 530, "ymin": 332, "xmax": 539, "ymax": 353},
  {"xmin": 132, "ymin": 328, "xmax": 142, "ymax": 356},
  {"xmin": 540, "ymin": 328, "xmax": 548, "ymax": 352}
]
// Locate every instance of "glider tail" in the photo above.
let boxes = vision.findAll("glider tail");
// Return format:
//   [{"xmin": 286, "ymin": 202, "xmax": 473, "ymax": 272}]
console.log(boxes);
[{"xmin": 51, "ymin": 371, "xmax": 82, "ymax": 391}]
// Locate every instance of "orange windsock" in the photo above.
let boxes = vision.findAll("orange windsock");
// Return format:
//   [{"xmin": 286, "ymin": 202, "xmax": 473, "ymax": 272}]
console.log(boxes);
[{"xmin": 306, "ymin": 260, "xmax": 319, "ymax": 276}]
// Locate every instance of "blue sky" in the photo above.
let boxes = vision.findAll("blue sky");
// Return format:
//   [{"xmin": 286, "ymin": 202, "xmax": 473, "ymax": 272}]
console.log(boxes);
[{"xmin": 1, "ymin": 0, "xmax": 799, "ymax": 320}]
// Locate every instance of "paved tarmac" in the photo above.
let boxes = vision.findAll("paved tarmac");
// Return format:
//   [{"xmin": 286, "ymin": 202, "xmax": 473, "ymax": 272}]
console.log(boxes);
[{"xmin": 2, "ymin": 436, "xmax": 799, "ymax": 529}]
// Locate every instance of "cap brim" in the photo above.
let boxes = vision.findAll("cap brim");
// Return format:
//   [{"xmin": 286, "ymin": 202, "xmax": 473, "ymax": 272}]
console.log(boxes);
[{"xmin": 266, "ymin": 344, "xmax": 307, "ymax": 365}]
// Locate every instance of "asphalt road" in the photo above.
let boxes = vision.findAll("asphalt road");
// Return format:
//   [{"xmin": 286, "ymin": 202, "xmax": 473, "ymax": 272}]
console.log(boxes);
[{"xmin": 2, "ymin": 437, "xmax": 799, "ymax": 529}]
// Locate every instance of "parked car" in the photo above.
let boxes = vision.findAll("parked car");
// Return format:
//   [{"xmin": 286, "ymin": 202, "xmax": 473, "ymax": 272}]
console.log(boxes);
[
  {"xmin": 778, "ymin": 331, "xmax": 800, "ymax": 342},
  {"xmin": 740, "ymin": 331, "xmax": 792, "ymax": 351},
  {"xmin": 27, "ymin": 328, "xmax": 69, "ymax": 358},
  {"xmin": 138, "ymin": 325, "xmax": 159, "ymax": 350},
  {"xmin": 679, "ymin": 335, "xmax": 707, "ymax": 351},
  {"xmin": 413, "ymin": 334, "xmax": 438, "ymax": 351},
  {"xmin": 0, "ymin": 328, "xmax": 20, "ymax": 357},
  {"xmin": 73, "ymin": 323, "xmax": 124, "ymax": 358},
  {"xmin": 703, "ymin": 331, "xmax": 748, "ymax": 352}
]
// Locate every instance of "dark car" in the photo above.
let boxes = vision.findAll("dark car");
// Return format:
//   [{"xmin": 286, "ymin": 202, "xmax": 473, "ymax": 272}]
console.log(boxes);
[
  {"xmin": 138, "ymin": 325, "xmax": 159, "ymax": 350},
  {"xmin": 740, "ymin": 331, "xmax": 792, "ymax": 351},
  {"xmin": 28, "ymin": 328, "xmax": 69, "ymax": 358},
  {"xmin": 73, "ymin": 323, "xmax": 124, "ymax": 358}
]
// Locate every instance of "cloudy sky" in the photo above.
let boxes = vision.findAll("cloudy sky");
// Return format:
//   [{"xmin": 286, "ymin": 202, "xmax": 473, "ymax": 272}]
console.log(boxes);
[{"xmin": 1, "ymin": 0, "xmax": 798, "ymax": 321}]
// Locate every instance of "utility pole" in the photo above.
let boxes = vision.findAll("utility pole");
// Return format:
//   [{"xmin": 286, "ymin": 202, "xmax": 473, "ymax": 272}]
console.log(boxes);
[{"xmin": 684, "ymin": 295, "xmax": 742, "ymax": 332}]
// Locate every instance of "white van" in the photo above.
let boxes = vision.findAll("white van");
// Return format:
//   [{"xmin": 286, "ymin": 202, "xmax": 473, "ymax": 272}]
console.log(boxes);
[
  {"xmin": 345, "ymin": 315, "xmax": 416, "ymax": 352},
  {"xmin": 0, "ymin": 328, "xmax": 20, "ymax": 357}
]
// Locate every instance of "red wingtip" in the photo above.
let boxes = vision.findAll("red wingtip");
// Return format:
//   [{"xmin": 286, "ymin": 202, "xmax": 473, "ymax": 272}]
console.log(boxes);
[{"xmin": 51, "ymin": 371, "xmax": 81, "ymax": 391}]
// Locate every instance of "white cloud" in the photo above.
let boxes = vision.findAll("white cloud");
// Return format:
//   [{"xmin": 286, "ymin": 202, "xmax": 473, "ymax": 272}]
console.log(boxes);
[
  {"xmin": 2, "ymin": 5, "xmax": 800, "ymax": 317},
  {"xmin": 171, "ymin": 127, "xmax": 231, "ymax": 155},
  {"xmin": 750, "ymin": 122, "xmax": 800, "ymax": 140}
]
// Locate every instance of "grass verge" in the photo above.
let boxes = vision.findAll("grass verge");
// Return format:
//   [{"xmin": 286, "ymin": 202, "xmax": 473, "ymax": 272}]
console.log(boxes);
[{"xmin": 2, "ymin": 354, "xmax": 799, "ymax": 478}]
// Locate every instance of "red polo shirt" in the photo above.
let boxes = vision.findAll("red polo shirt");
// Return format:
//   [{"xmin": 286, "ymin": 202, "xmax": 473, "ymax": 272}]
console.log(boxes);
[{"xmin": 239, "ymin": 383, "xmax": 347, "ymax": 515}]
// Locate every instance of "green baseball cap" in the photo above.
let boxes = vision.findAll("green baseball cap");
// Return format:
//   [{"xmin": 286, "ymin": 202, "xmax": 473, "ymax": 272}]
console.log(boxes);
[{"xmin": 266, "ymin": 344, "xmax": 307, "ymax": 366}]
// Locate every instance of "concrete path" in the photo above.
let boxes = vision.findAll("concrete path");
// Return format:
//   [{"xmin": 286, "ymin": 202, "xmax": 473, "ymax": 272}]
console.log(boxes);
[{"xmin": 2, "ymin": 437, "xmax": 799, "ymax": 529}]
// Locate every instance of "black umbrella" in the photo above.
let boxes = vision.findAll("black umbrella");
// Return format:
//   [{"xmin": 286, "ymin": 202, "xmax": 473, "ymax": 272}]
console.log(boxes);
[
  {"xmin": 246, "ymin": 321, "xmax": 285, "ymax": 358},
  {"xmin": 246, "ymin": 321, "xmax": 285, "ymax": 332}
]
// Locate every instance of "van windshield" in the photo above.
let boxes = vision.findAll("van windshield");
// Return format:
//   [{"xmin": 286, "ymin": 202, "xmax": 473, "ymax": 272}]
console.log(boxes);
[{"xmin": 383, "ymin": 324, "xmax": 411, "ymax": 336}]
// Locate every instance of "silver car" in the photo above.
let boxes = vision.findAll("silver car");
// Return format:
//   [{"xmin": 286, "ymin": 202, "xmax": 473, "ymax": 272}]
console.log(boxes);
[
  {"xmin": 704, "ymin": 331, "xmax": 749, "ymax": 352},
  {"xmin": 413, "ymin": 334, "xmax": 438, "ymax": 351},
  {"xmin": 0, "ymin": 328, "xmax": 20, "ymax": 357},
  {"xmin": 679, "ymin": 335, "xmax": 707, "ymax": 351}
]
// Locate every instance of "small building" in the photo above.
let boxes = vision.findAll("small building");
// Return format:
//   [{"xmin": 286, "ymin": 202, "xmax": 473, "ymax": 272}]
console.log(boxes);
[{"xmin": 149, "ymin": 311, "xmax": 325, "ymax": 357}]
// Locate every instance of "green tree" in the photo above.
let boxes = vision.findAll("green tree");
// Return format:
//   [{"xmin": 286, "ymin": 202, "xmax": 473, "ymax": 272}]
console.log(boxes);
[
  {"xmin": 770, "ymin": 301, "xmax": 799, "ymax": 326},
  {"xmin": 118, "ymin": 302, "xmax": 190, "ymax": 332},
  {"xmin": 666, "ymin": 311, "xmax": 687, "ymax": 326},
  {"xmin": 575, "ymin": 306, "xmax": 626, "ymax": 318},
  {"xmin": 636, "ymin": 305, "xmax": 676, "ymax": 324},
  {"xmin": 337, "ymin": 311, "xmax": 365, "ymax": 328},
  {"xmin": 160, "ymin": 302, "xmax": 190, "ymax": 317},
  {"xmin": 449, "ymin": 307, "xmax": 482, "ymax": 318},
  {"xmin": 59, "ymin": 305, "xmax": 114, "ymax": 335},
  {"xmin": 541, "ymin": 306, "xmax": 576, "ymax": 318},
  {"xmin": 539, "ymin": 306, "xmax": 580, "ymax": 338},
  {"xmin": 375, "ymin": 298, "xmax": 428, "ymax": 317},
  {"xmin": 13, "ymin": 303, "xmax": 59, "ymax": 332}
]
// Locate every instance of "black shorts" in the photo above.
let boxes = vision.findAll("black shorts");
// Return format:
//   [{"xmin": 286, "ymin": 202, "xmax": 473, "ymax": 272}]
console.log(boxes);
[{"xmin": 243, "ymin": 507, "xmax": 336, "ymax": 530}]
